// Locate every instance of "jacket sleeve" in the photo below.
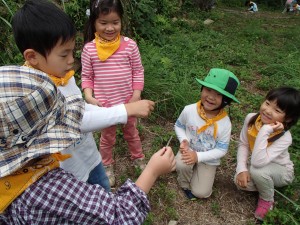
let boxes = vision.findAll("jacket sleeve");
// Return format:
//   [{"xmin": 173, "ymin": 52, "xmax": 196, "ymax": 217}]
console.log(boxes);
[
  {"xmin": 81, "ymin": 103, "xmax": 127, "ymax": 133},
  {"xmin": 81, "ymin": 43, "xmax": 95, "ymax": 90},
  {"xmin": 129, "ymin": 40, "xmax": 144, "ymax": 91},
  {"xmin": 174, "ymin": 107, "xmax": 189, "ymax": 143},
  {"xmin": 250, "ymin": 125, "xmax": 292, "ymax": 168},
  {"xmin": 236, "ymin": 113, "xmax": 253, "ymax": 174}
]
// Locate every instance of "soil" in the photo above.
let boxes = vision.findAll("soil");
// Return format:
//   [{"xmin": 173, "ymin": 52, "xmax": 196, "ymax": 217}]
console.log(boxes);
[{"xmin": 111, "ymin": 120, "xmax": 261, "ymax": 225}]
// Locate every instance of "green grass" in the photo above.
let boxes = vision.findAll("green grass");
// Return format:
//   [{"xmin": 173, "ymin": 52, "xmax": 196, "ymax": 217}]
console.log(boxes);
[{"xmin": 1, "ymin": 1, "xmax": 300, "ymax": 224}]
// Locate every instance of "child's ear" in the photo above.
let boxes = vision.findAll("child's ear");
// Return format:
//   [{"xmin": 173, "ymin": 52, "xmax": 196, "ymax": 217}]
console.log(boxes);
[{"xmin": 23, "ymin": 49, "xmax": 39, "ymax": 66}]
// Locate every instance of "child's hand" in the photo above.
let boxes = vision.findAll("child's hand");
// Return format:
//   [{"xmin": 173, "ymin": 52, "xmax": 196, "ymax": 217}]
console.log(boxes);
[
  {"xmin": 236, "ymin": 171, "xmax": 250, "ymax": 188},
  {"xmin": 135, "ymin": 147, "xmax": 175, "ymax": 194},
  {"xmin": 146, "ymin": 147, "xmax": 176, "ymax": 177},
  {"xmin": 86, "ymin": 96, "xmax": 102, "ymax": 107},
  {"xmin": 179, "ymin": 139, "xmax": 189, "ymax": 153},
  {"xmin": 128, "ymin": 90, "xmax": 141, "ymax": 103},
  {"xmin": 84, "ymin": 88, "xmax": 102, "ymax": 106},
  {"xmin": 125, "ymin": 100, "xmax": 155, "ymax": 118},
  {"xmin": 181, "ymin": 150, "xmax": 197, "ymax": 165},
  {"xmin": 128, "ymin": 96, "xmax": 141, "ymax": 103},
  {"xmin": 270, "ymin": 121, "xmax": 284, "ymax": 131}
]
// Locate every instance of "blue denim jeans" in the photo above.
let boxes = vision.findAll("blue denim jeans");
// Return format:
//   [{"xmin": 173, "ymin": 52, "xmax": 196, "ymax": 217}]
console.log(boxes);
[{"xmin": 87, "ymin": 162, "xmax": 111, "ymax": 192}]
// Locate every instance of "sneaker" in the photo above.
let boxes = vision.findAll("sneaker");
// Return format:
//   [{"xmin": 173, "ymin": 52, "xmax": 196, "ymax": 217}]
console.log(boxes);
[
  {"xmin": 104, "ymin": 165, "xmax": 115, "ymax": 187},
  {"xmin": 182, "ymin": 189, "xmax": 197, "ymax": 201},
  {"xmin": 254, "ymin": 198, "xmax": 274, "ymax": 221},
  {"xmin": 133, "ymin": 158, "xmax": 146, "ymax": 170}
]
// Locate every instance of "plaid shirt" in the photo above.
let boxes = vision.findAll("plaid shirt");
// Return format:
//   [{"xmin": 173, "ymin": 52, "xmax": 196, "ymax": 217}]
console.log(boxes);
[
  {"xmin": 0, "ymin": 66, "xmax": 84, "ymax": 178},
  {"xmin": 0, "ymin": 168, "xmax": 150, "ymax": 225}
]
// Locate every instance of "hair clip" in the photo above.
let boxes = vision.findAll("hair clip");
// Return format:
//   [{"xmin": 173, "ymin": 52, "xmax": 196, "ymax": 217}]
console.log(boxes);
[{"xmin": 86, "ymin": 8, "xmax": 90, "ymax": 17}]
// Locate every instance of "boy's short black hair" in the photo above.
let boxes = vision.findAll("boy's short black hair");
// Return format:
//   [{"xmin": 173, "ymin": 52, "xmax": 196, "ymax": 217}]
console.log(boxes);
[{"xmin": 12, "ymin": 0, "xmax": 76, "ymax": 58}]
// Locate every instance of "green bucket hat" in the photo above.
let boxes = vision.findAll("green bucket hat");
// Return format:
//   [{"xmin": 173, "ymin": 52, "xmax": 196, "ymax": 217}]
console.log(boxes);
[{"xmin": 196, "ymin": 68, "xmax": 240, "ymax": 103}]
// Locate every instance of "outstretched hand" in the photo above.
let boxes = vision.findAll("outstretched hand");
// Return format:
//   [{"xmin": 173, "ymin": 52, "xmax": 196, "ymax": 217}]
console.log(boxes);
[
  {"xmin": 147, "ymin": 147, "xmax": 176, "ymax": 177},
  {"xmin": 135, "ymin": 147, "xmax": 175, "ymax": 194},
  {"xmin": 125, "ymin": 100, "xmax": 155, "ymax": 118}
]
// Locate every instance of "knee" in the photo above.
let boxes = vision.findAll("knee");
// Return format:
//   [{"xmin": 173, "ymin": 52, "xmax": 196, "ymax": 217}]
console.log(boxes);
[
  {"xmin": 100, "ymin": 134, "xmax": 116, "ymax": 145},
  {"xmin": 123, "ymin": 126, "xmax": 139, "ymax": 140},
  {"xmin": 249, "ymin": 166, "xmax": 266, "ymax": 182},
  {"xmin": 175, "ymin": 158, "xmax": 191, "ymax": 171},
  {"xmin": 191, "ymin": 188, "xmax": 212, "ymax": 199}
]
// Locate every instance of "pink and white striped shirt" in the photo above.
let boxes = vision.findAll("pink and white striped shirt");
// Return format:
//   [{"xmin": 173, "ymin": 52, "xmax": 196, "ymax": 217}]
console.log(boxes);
[{"xmin": 81, "ymin": 36, "xmax": 144, "ymax": 107}]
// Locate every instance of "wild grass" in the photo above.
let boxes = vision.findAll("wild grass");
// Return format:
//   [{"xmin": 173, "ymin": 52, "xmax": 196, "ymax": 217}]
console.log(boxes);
[{"xmin": 1, "ymin": 0, "xmax": 300, "ymax": 224}]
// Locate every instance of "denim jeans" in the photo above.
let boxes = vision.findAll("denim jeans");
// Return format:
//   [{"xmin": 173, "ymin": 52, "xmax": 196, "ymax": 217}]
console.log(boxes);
[{"xmin": 87, "ymin": 162, "xmax": 111, "ymax": 192}]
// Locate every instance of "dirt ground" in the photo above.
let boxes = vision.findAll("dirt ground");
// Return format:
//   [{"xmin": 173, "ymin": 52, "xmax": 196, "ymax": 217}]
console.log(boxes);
[{"xmin": 111, "ymin": 120, "xmax": 262, "ymax": 225}]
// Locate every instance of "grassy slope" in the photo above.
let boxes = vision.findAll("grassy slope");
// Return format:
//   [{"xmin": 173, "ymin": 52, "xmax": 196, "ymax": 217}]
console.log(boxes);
[{"xmin": 131, "ymin": 6, "xmax": 300, "ymax": 225}]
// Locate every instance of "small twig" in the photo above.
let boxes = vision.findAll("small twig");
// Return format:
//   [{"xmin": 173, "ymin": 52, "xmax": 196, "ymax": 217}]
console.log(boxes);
[
  {"xmin": 166, "ymin": 136, "xmax": 173, "ymax": 147},
  {"xmin": 162, "ymin": 136, "xmax": 173, "ymax": 154},
  {"xmin": 154, "ymin": 97, "xmax": 173, "ymax": 104},
  {"xmin": 149, "ymin": 111, "xmax": 168, "ymax": 121},
  {"xmin": 142, "ymin": 126, "xmax": 160, "ymax": 136}
]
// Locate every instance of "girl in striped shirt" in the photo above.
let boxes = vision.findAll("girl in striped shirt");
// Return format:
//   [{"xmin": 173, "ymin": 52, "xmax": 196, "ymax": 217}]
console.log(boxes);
[{"xmin": 81, "ymin": 0, "xmax": 146, "ymax": 187}]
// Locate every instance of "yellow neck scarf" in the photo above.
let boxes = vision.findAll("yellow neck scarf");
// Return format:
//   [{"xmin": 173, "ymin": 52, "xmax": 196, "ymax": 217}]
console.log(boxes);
[
  {"xmin": 0, "ymin": 153, "xmax": 70, "ymax": 213},
  {"xmin": 247, "ymin": 115, "xmax": 284, "ymax": 152},
  {"xmin": 95, "ymin": 32, "xmax": 121, "ymax": 61},
  {"xmin": 196, "ymin": 100, "xmax": 228, "ymax": 139},
  {"xmin": 48, "ymin": 70, "xmax": 74, "ymax": 86},
  {"xmin": 23, "ymin": 61, "xmax": 74, "ymax": 86}
]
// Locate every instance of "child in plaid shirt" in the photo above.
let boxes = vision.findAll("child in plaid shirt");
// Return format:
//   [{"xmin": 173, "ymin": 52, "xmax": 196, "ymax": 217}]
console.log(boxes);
[
  {"xmin": 12, "ymin": 0, "xmax": 154, "ymax": 192},
  {"xmin": 0, "ymin": 59, "xmax": 175, "ymax": 225}
]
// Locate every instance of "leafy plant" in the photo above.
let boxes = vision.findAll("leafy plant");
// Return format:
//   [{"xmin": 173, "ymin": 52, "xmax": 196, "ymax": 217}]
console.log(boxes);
[
  {"xmin": 62, "ymin": 0, "xmax": 89, "ymax": 31},
  {"xmin": 0, "ymin": 1, "xmax": 23, "ymax": 65},
  {"xmin": 122, "ymin": 0, "xmax": 159, "ymax": 40}
]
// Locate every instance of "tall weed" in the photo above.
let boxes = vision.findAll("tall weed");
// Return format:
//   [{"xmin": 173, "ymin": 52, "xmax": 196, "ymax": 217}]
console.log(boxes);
[{"xmin": 0, "ymin": 0, "xmax": 22, "ymax": 65}]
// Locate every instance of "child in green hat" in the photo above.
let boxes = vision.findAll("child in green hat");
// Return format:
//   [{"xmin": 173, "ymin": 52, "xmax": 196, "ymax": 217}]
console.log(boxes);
[{"xmin": 175, "ymin": 68, "xmax": 240, "ymax": 200}]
